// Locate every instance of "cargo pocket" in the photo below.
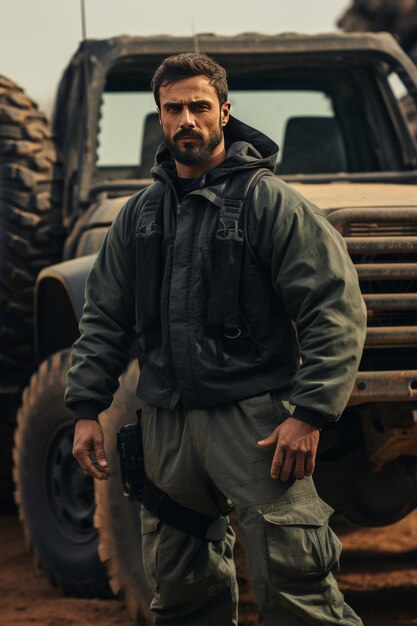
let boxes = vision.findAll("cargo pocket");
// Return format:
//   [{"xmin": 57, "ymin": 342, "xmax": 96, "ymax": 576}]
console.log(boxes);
[
  {"xmin": 263, "ymin": 497, "xmax": 342, "ymax": 585},
  {"xmin": 140, "ymin": 506, "xmax": 161, "ymax": 595},
  {"xmin": 141, "ymin": 506, "xmax": 233, "ymax": 607}
]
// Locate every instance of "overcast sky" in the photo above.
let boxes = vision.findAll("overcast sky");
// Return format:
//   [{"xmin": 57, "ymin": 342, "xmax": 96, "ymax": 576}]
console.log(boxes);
[{"xmin": 0, "ymin": 0, "xmax": 350, "ymax": 117}]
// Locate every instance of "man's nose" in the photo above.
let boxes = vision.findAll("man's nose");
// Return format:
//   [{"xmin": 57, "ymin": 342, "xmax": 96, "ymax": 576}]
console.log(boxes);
[{"xmin": 179, "ymin": 107, "xmax": 195, "ymax": 128}]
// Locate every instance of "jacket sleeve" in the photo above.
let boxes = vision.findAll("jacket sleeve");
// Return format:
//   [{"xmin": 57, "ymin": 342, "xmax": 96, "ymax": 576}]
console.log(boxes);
[
  {"xmin": 64, "ymin": 197, "xmax": 137, "ymax": 419},
  {"xmin": 249, "ymin": 179, "xmax": 367, "ymax": 426}
]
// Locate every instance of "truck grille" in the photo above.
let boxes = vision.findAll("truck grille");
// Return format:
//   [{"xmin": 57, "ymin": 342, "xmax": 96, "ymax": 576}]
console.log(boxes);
[
  {"xmin": 326, "ymin": 207, "xmax": 417, "ymax": 356},
  {"xmin": 347, "ymin": 222, "xmax": 417, "ymax": 238}
]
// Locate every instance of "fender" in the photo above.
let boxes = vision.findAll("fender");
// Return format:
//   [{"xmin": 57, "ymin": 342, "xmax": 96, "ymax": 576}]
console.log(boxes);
[{"xmin": 35, "ymin": 255, "xmax": 97, "ymax": 362}]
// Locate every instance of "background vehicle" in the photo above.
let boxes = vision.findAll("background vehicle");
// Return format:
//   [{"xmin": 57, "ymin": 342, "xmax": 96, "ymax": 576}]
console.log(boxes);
[{"xmin": 1, "ymin": 32, "xmax": 416, "ymax": 621}]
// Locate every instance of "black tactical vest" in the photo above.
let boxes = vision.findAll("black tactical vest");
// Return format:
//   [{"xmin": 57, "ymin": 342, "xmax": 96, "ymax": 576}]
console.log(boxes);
[{"xmin": 135, "ymin": 168, "xmax": 271, "ymax": 344}]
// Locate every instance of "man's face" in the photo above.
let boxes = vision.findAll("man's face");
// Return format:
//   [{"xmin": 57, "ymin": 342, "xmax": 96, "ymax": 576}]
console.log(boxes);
[{"xmin": 158, "ymin": 75, "xmax": 230, "ymax": 167}]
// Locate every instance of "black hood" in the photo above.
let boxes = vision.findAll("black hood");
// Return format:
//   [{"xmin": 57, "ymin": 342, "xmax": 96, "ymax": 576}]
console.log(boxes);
[{"xmin": 151, "ymin": 115, "xmax": 279, "ymax": 183}]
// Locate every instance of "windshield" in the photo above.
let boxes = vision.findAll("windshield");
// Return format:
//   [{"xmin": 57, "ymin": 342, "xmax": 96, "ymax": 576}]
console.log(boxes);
[
  {"xmin": 97, "ymin": 87, "xmax": 346, "ymax": 177},
  {"xmin": 97, "ymin": 70, "xmax": 381, "ymax": 178}
]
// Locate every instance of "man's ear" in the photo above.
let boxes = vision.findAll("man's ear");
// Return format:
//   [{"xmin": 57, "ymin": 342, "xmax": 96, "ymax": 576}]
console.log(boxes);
[
  {"xmin": 157, "ymin": 106, "xmax": 162, "ymax": 125},
  {"xmin": 221, "ymin": 101, "xmax": 231, "ymax": 127}
]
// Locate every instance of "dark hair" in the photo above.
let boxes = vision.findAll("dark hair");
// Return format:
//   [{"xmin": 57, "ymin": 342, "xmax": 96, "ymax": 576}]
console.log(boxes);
[{"xmin": 151, "ymin": 53, "xmax": 228, "ymax": 107}]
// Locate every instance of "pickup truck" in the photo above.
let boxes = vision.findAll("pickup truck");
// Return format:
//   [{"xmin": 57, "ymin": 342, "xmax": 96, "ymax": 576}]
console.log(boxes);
[{"xmin": 1, "ymin": 31, "xmax": 416, "ymax": 620}]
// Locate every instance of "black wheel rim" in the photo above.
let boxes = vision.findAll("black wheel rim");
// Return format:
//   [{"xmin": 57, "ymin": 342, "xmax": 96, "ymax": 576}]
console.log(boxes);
[{"xmin": 45, "ymin": 423, "xmax": 96, "ymax": 544}]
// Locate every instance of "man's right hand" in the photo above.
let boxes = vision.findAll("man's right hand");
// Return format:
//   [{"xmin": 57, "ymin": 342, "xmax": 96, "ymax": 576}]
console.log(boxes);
[{"xmin": 73, "ymin": 419, "xmax": 111, "ymax": 480}]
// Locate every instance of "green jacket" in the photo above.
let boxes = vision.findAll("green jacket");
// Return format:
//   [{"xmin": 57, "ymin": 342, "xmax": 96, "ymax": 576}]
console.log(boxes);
[{"xmin": 65, "ymin": 117, "xmax": 367, "ymax": 428}]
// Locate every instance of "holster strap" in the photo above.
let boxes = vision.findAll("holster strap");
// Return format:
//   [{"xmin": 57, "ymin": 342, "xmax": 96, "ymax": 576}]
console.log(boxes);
[{"xmin": 142, "ymin": 478, "xmax": 228, "ymax": 541}]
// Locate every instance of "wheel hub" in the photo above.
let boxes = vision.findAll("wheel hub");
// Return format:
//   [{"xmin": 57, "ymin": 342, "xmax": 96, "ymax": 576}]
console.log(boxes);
[{"xmin": 45, "ymin": 423, "xmax": 95, "ymax": 543}]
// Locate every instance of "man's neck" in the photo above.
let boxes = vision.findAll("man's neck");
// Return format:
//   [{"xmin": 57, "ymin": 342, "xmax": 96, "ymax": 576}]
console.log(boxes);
[{"xmin": 172, "ymin": 172, "xmax": 200, "ymax": 202}]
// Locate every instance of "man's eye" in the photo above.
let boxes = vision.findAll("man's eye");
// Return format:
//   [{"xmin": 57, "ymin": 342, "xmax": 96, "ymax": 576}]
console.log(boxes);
[{"xmin": 193, "ymin": 104, "xmax": 209, "ymax": 112}]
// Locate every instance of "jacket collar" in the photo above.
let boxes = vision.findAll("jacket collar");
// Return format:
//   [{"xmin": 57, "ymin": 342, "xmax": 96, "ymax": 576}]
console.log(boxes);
[{"xmin": 151, "ymin": 115, "xmax": 279, "ymax": 188}]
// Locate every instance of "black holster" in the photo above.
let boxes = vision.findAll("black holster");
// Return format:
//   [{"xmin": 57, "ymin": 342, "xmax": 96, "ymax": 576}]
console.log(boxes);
[
  {"xmin": 116, "ymin": 422, "xmax": 145, "ymax": 502},
  {"xmin": 116, "ymin": 416, "xmax": 228, "ymax": 541}
]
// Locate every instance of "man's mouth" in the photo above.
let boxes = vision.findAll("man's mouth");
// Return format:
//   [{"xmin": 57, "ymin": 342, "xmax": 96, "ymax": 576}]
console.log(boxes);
[
  {"xmin": 177, "ymin": 137, "xmax": 200, "ymax": 145},
  {"xmin": 173, "ymin": 130, "xmax": 203, "ymax": 142}
]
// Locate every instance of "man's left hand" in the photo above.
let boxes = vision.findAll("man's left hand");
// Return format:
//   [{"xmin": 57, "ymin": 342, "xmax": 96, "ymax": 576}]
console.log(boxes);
[{"xmin": 257, "ymin": 417, "xmax": 320, "ymax": 481}]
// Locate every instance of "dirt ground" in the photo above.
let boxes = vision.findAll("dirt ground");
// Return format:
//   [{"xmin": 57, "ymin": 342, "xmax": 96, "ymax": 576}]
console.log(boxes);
[{"xmin": 1, "ymin": 512, "xmax": 417, "ymax": 626}]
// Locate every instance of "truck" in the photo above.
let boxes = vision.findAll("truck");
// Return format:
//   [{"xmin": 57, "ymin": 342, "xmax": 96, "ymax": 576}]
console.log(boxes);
[{"xmin": 1, "ymin": 32, "xmax": 416, "ymax": 623}]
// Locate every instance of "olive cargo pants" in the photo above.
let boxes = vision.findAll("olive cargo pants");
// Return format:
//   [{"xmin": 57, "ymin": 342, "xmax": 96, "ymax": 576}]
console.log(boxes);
[{"xmin": 140, "ymin": 393, "xmax": 363, "ymax": 625}]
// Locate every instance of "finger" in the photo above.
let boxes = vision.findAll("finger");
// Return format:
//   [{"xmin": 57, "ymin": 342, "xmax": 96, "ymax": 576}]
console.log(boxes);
[
  {"xmin": 73, "ymin": 444, "xmax": 109, "ymax": 480},
  {"xmin": 73, "ymin": 443, "xmax": 93, "ymax": 473},
  {"xmin": 279, "ymin": 449, "xmax": 295, "ymax": 482},
  {"xmin": 257, "ymin": 428, "xmax": 279, "ymax": 447},
  {"xmin": 85, "ymin": 461, "xmax": 109, "ymax": 481},
  {"xmin": 93, "ymin": 440, "xmax": 109, "ymax": 468},
  {"xmin": 305, "ymin": 450, "xmax": 315, "ymax": 477},
  {"xmin": 293, "ymin": 452, "xmax": 306, "ymax": 480},
  {"xmin": 83, "ymin": 450, "xmax": 110, "ymax": 480},
  {"xmin": 271, "ymin": 443, "xmax": 284, "ymax": 479},
  {"xmin": 78, "ymin": 453, "xmax": 108, "ymax": 481},
  {"xmin": 90, "ymin": 441, "xmax": 111, "ymax": 478},
  {"xmin": 91, "ymin": 461, "xmax": 111, "ymax": 478}
]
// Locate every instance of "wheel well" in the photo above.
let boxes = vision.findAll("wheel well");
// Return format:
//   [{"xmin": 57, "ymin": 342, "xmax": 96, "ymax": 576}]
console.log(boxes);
[{"xmin": 35, "ymin": 277, "xmax": 80, "ymax": 362}]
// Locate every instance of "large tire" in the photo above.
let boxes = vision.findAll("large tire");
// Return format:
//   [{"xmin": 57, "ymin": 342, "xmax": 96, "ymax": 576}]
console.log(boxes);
[
  {"xmin": 94, "ymin": 361, "xmax": 263, "ymax": 625},
  {"xmin": 0, "ymin": 75, "xmax": 64, "ymax": 510},
  {"xmin": 0, "ymin": 390, "xmax": 20, "ymax": 512},
  {"xmin": 13, "ymin": 350, "xmax": 111, "ymax": 597},
  {"xmin": 0, "ymin": 75, "xmax": 64, "ymax": 387},
  {"xmin": 94, "ymin": 360, "xmax": 153, "ymax": 624}
]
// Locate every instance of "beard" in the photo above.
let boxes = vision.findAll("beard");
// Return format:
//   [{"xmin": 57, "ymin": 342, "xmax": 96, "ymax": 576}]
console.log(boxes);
[{"xmin": 164, "ymin": 123, "xmax": 223, "ymax": 166}]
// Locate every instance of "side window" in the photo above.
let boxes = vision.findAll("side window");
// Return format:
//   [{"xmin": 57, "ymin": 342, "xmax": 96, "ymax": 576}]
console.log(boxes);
[
  {"xmin": 97, "ymin": 92, "xmax": 162, "ymax": 177},
  {"xmin": 229, "ymin": 90, "xmax": 347, "ymax": 174},
  {"xmin": 388, "ymin": 71, "xmax": 417, "ymax": 141}
]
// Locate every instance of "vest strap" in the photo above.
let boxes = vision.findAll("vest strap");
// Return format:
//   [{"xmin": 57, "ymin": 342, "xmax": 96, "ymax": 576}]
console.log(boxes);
[
  {"xmin": 135, "ymin": 169, "xmax": 272, "ymax": 340},
  {"xmin": 207, "ymin": 168, "xmax": 271, "ymax": 333},
  {"xmin": 135, "ymin": 183, "xmax": 165, "ymax": 332}
]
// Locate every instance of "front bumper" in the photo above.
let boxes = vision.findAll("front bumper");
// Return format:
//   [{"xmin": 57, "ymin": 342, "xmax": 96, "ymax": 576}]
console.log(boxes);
[{"xmin": 349, "ymin": 371, "xmax": 417, "ymax": 404}]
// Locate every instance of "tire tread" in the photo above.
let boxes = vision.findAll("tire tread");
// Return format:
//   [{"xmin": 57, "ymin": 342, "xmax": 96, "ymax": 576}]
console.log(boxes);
[
  {"xmin": 13, "ymin": 350, "xmax": 111, "ymax": 598},
  {"xmin": 0, "ymin": 75, "xmax": 64, "ymax": 388}
]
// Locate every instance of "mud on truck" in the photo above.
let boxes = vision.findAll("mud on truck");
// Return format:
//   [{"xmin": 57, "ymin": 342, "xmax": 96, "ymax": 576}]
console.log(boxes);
[{"xmin": 1, "ymin": 32, "xmax": 417, "ymax": 622}]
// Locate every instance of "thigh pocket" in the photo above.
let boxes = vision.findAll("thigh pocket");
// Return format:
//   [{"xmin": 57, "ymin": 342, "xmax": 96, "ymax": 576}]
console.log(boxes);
[
  {"xmin": 141, "ymin": 507, "xmax": 233, "ymax": 606},
  {"xmin": 140, "ymin": 506, "xmax": 161, "ymax": 595},
  {"xmin": 263, "ymin": 498, "xmax": 342, "ymax": 584}
]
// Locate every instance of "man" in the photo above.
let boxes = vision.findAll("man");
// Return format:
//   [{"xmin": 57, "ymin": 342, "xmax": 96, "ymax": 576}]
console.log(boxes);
[{"xmin": 66, "ymin": 53, "xmax": 367, "ymax": 625}]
